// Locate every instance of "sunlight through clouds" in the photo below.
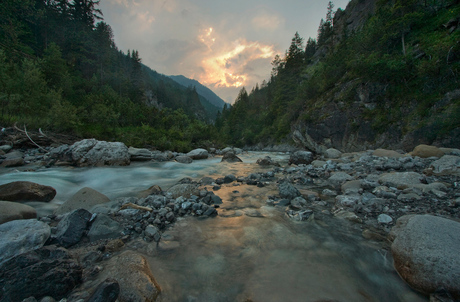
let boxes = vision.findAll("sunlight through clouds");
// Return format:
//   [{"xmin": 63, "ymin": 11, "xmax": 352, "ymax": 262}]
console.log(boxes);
[
  {"xmin": 199, "ymin": 34, "xmax": 276, "ymax": 89},
  {"xmin": 100, "ymin": 0, "xmax": 351, "ymax": 103}
]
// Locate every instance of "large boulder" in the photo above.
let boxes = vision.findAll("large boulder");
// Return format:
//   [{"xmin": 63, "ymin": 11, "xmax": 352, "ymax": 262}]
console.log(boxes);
[
  {"xmin": 186, "ymin": 148, "xmax": 209, "ymax": 160},
  {"xmin": 0, "ymin": 201, "xmax": 37, "ymax": 224},
  {"xmin": 289, "ymin": 150, "xmax": 313, "ymax": 165},
  {"xmin": 50, "ymin": 139, "xmax": 130, "ymax": 166},
  {"xmin": 54, "ymin": 209, "xmax": 92, "ymax": 248},
  {"xmin": 0, "ymin": 245, "xmax": 82, "ymax": 301},
  {"xmin": 128, "ymin": 147, "xmax": 152, "ymax": 161},
  {"xmin": 94, "ymin": 251, "xmax": 161, "ymax": 301},
  {"xmin": 74, "ymin": 139, "xmax": 130, "ymax": 166},
  {"xmin": 429, "ymin": 155, "xmax": 460, "ymax": 176},
  {"xmin": 54, "ymin": 187, "xmax": 110, "ymax": 215},
  {"xmin": 390, "ymin": 215, "xmax": 460, "ymax": 299},
  {"xmin": 0, "ymin": 181, "xmax": 56, "ymax": 202},
  {"xmin": 0, "ymin": 219, "xmax": 51, "ymax": 265},
  {"xmin": 410, "ymin": 144, "xmax": 445, "ymax": 158}
]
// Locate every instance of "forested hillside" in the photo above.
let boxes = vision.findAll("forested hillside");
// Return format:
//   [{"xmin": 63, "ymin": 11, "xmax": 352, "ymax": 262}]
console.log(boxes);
[
  {"xmin": 0, "ymin": 0, "xmax": 217, "ymax": 151},
  {"xmin": 218, "ymin": 0, "xmax": 460, "ymax": 152}
]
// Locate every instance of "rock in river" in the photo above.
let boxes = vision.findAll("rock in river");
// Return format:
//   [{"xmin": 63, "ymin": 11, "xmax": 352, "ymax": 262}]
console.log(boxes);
[
  {"xmin": 390, "ymin": 215, "xmax": 460, "ymax": 299},
  {"xmin": 54, "ymin": 187, "xmax": 110, "ymax": 215},
  {"xmin": 0, "ymin": 181, "xmax": 56, "ymax": 202}
]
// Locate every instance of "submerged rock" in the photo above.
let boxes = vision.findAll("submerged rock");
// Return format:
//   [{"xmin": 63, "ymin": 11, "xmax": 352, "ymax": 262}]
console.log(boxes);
[
  {"xmin": 390, "ymin": 215, "xmax": 460, "ymax": 299},
  {"xmin": 94, "ymin": 251, "xmax": 161, "ymax": 302}
]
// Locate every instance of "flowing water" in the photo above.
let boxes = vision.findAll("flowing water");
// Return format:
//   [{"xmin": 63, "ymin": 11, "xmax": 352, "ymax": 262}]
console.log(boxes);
[{"xmin": 0, "ymin": 152, "xmax": 426, "ymax": 302}]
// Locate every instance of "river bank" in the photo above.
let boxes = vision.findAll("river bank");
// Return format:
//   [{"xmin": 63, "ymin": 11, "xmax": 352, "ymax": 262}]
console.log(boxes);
[{"xmin": 0, "ymin": 138, "xmax": 459, "ymax": 301}]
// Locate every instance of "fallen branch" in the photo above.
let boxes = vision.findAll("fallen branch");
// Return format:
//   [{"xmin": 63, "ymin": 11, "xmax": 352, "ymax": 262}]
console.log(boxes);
[
  {"xmin": 119, "ymin": 202, "xmax": 153, "ymax": 212},
  {"xmin": 13, "ymin": 123, "xmax": 47, "ymax": 152}
]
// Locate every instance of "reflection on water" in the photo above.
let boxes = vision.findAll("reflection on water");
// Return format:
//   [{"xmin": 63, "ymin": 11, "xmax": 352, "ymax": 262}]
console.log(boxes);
[
  {"xmin": 0, "ymin": 152, "xmax": 426, "ymax": 301},
  {"xmin": 132, "ymin": 184, "xmax": 426, "ymax": 302}
]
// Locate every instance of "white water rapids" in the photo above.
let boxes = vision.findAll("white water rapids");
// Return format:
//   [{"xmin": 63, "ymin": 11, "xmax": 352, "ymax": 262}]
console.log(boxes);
[{"xmin": 0, "ymin": 152, "xmax": 426, "ymax": 301}]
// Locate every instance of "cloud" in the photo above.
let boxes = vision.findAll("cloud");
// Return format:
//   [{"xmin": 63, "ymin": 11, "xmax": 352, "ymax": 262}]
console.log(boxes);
[{"xmin": 252, "ymin": 10, "xmax": 283, "ymax": 31}]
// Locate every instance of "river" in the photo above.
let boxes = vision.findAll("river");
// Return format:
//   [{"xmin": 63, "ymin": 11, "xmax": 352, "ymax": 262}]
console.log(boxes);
[{"xmin": 0, "ymin": 152, "xmax": 426, "ymax": 301}]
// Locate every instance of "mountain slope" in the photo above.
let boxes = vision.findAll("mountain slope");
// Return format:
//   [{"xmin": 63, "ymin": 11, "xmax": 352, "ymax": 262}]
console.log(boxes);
[
  {"xmin": 168, "ymin": 75, "xmax": 228, "ymax": 109},
  {"xmin": 217, "ymin": 0, "xmax": 460, "ymax": 151}
]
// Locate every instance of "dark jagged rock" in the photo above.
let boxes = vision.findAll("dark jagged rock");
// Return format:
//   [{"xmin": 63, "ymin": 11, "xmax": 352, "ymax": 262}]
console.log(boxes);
[
  {"xmin": 288, "ymin": 151, "xmax": 313, "ymax": 165},
  {"xmin": 0, "ymin": 246, "xmax": 82, "ymax": 301},
  {"xmin": 221, "ymin": 152, "xmax": 242, "ymax": 163},
  {"xmin": 54, "ymin": 209, "xmax": 92, "ymax": 248}
]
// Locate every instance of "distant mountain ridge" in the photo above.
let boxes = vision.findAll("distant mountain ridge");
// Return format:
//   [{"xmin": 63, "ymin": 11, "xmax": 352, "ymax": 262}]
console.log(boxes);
[{"xmin": 168, "ymin": 75, "xmax": 228, "ymax": 109}]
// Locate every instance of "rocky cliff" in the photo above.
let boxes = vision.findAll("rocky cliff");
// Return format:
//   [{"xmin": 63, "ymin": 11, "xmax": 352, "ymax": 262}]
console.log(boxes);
[{"xmin": 290, "ymin": 0, "xmax": 460, "ymax": 153}]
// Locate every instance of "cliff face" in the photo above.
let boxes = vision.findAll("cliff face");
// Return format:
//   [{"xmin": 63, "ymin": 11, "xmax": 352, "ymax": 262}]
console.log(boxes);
[{"xmin": 290, "ymin": 0, "xmax": 460, "ymax": 153}]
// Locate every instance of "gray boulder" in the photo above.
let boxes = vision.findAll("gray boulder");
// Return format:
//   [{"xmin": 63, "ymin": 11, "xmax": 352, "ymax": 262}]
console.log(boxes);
[
  {"xmin": 289, "ymin": 151, "xmax": 313, "ymax": 165},
  {"xmin": 328, "ymin": 172, "xmax": 353, "ymax": 187},
  {"xmin": 175, "ymin": 155, "xmax": 193, "ymax": 164},
  {"xmin": 325, "ymin": 148, "xmax": 342, "ymax": 159},
  {"xmin": 54, "ymin": 187, "xmax": 110, "ymax": 215},
  {"xmin": 0, "ymin": 201, "xmax": 37, "ymax": 224},
  {"xmin": 75, "ymin": 139, "xmax": 130, "ymax": 166},
  {"xmin": 167, "ymin": 183, "xmax": 200, "ymax": 198},
  {"xmin": 0, "ymin": 181, "xmax": 56, "ymax": 202},
  {"xmin": 128, "ymin": 147, "xmax": 152, "ymax": 161},
  {"xmin": 0, "ymin": 219, "xmax": 51, "ymax": 265},
  {"xmin": 430, "ymin": 155, "xmax": 460, "ymax": 176},
  {"xmin": 54, "ymin": 209, "xmax": 92, "ymax": 248},
  {"xmin": 186, "ymin": 148, "xmax": 208, "ymax": 160},
  {"xmin": 87, "ymin": 214, "xmax": 123, "ymax": 242},
  {"xmin": 278, "ymin": 181, "xmax": 301, "ymax": 200},
  {"xmin": 390, "ymin": 215, "xmax": 460, "ymax": 299}
]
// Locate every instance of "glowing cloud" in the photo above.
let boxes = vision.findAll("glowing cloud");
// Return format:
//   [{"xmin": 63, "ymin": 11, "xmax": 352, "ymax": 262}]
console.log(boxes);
[{"xmin": 198, "ymin": 31, "xmax": 276, "ymax": 89}]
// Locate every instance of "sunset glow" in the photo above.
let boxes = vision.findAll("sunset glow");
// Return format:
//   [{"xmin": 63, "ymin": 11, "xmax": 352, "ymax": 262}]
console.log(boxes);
[{"xmin": 198, "ymin": 33, "xmax": 276, "ymax": 89}]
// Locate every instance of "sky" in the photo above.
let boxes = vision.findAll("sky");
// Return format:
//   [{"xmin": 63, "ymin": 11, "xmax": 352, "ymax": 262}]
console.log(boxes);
[{"xmin": 99, "ymin": 0, "xmax": 351, "ymax": 104}]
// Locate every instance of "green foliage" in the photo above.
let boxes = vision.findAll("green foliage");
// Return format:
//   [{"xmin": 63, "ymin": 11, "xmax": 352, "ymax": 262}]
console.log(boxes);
[
  {"xmin": 218, "ymin": 0, "xmax": 460, "ymax": 146},
  {"xmin": 0, "ymin": 0, "xmax": 217, "ymax": 150}
]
